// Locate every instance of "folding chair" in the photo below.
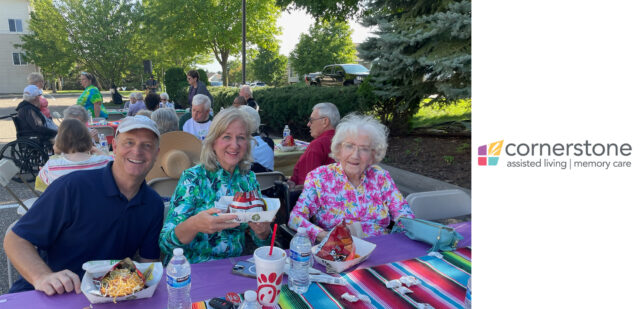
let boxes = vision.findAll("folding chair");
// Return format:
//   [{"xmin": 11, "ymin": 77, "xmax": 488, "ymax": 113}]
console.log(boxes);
[
  {"xmin": 405, "ymin": 189, "xmax": 471, "ymax": 221},
  {"xmin": 147, "ymin": 177, "xmax": 179, "ymax": 198},
  {"xmin": 0, "ymin": 159, "xmax": 40, "ymax": 215},
  {"xmin": 255, "ymin": 171, "xmax": 295, "ymax": 248}
]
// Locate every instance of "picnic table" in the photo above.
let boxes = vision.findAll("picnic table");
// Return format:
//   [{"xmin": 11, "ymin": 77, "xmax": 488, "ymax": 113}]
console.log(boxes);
[
  {"xmin": 106, "ymin": 109, "xmax": 187, "ymax": 120},
  {"xmin": 88, "ymin": 120, "xmax": 120, "ymax": 145},
  {"xmin": 0, "ymin": 222, "xmax": 471, "ymax": 308}
]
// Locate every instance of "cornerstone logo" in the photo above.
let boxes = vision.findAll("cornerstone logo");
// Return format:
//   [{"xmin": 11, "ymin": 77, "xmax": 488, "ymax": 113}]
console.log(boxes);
[{"xmin": 478, "ymin": 140, "xmax": 504, "ymax": 166}]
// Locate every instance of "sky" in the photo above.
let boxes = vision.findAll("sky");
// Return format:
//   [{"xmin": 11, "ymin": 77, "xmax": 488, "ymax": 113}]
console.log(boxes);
[{"xmin": 198, "ymin": 8, "xmax": 376, "ymax": 74}]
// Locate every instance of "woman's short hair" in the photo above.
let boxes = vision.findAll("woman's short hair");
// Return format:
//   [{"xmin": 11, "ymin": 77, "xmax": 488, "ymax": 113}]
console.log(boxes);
[
  {"xmin": 80, "ymin": 72, "xmax": 98, "ymax": 86},
  {"xmin": 192, "ymin": 94, "xmax": 211, "ymax": 110},
  {"xmin": 313, "ymin": 102, "xmax": 341, "ymax": 128},
  {"xmin": 238, "ymin": 105, "xmax": 260, "ymax": 134},
  {"xmin": 134, "ymin": 92, "xmax": 144, "ymax": 101},
  {"xmin": 136, "ymin": 109, "xmax": 153, "ymax": 118},
  {"xmin": 160, "ymin": 92, "xmax": 170, "ymax": 100},
  {"xmin": 144, "ymin": 93, "xmax": 161, "ymax": 111},
  {"xmin": 63, "ymin": 105, "xmax": 90, "ymax": 123},
  {"xmin": 27, "ymin": 72, "xmax": 44, "ymax": 84},
  {"xmin": 151, "ymin": 108, "xmax": 179, "ymax": 134},
  {"xmin": 201, "ymin": 108, "xmax": 254, "ymax": 173},
  {"xmin": 330, "ymin": 113, "xmax": 389, "ymax": 164},
  {"xmin": 55, "ymin": 118, "xmax": 93, "ymax": 154},
  {"xmin": 187, "ymin": 70, "xmax": 199, "ymax": 81}
]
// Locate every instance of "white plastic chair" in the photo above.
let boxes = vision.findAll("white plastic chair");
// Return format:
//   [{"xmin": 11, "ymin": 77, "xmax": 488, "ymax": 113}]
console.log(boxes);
[{"xmin": 405, "ymin": 189, "xmax": 471, "ymax": 221}]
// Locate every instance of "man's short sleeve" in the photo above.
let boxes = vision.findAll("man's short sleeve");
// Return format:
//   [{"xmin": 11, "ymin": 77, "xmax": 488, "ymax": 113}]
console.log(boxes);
[
  {"xmin": 11, "ymin": 178, "xmax": 72, "ymax": 250},
  {"xmin": 138, "ymin": 190, "xmax": 164, "ymax": 259}
]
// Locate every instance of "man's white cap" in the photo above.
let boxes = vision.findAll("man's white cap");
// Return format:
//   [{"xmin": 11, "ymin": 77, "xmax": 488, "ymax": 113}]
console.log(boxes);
[
  {"xmin": 116, "ymin": 115, "xmax": 160, "ymax": 138},
  {"xmin": 23, "ymin": 85, "xmax": 42, "ymax": 97}
]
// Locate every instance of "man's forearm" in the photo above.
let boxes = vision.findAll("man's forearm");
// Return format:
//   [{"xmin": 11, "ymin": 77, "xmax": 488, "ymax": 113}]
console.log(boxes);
[{"xmin": 4, "ymin": 230, "xmax": 52, "ymax": 286}]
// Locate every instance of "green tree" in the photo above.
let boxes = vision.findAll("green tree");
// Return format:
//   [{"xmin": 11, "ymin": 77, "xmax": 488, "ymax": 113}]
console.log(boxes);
[
  {"xmin": 289, "ymin": 20, "xmax": 357, "ymax": 76},
  {"xmin": 16, "ymin": 0, "xmax": 74, "ymax": 92},
  {"xmin": 276, "ymin": 0, "xmax": 361, "ymax": 20},
  {"xmin": 53, "ymin": 0, "xmax": 145, "ymax": 88},
  {"xmin": 358, "ymin": 0, "xmax": 471, "ymax": 133},
  {"xmin": 145, "ymin": 0, "xmax": 281, "ymax": 86},
  {"xmin": 252, "ymin": 47, "xmax": 288, "ymax": 86}
]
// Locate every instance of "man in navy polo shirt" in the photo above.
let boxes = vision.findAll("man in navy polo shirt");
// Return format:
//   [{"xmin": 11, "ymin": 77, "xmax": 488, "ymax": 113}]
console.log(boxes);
[{"xmin": 4, "ymin": 116, "xmax": 164, "ymax": 295}]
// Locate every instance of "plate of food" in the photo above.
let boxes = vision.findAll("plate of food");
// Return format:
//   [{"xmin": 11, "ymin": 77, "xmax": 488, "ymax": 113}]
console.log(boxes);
[
  {"xmin": 279, "ymin": 135, "xmax": 297, "ymax": 152},
  {"xmin": 214, "ymin": 191, "xmax": 281, "ymax": 223},
  {"xmin": 311, "ymin": 222, "xmax": 376, "ymax": 273},
  {"xmin": 81, "ymin": 258, "xmax": 163, "ymax": 304}
]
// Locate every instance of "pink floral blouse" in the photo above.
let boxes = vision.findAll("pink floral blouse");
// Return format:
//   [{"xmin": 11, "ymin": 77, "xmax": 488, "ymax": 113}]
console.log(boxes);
[{"xmin": 288, "ymin": 163, "xmax": 414, "ymax": 243}]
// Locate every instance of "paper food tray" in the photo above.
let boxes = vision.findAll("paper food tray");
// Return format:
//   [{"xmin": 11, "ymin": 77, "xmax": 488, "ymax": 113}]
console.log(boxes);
[
  {"xmin": 312, "ymin": 236, "xmax": 376, "ymax": 273},
  {"xmin": 214, "ymin": 196, "xmax": 280, "ymax": 223},
  {"xmin": 81, "ymin": 260, "xmax": 163, "ymax": 304}
]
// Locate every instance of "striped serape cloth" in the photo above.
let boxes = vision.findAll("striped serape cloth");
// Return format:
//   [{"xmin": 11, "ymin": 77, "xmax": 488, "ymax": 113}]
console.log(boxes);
[{"xmin": 279, "ymin": 247, "xmax": 471, "ymax": 309}]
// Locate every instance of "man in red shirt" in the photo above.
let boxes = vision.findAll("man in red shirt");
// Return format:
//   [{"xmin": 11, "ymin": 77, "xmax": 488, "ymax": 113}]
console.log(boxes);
[{"xmin": 287, "ymin": 102, "xmax": 341, "ymax": 190}]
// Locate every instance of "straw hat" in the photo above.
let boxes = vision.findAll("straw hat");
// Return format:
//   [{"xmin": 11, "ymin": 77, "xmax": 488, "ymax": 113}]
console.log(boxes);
[{"xmin": 146, "ymin": 131, "xmax": 202, "ymax": 181}]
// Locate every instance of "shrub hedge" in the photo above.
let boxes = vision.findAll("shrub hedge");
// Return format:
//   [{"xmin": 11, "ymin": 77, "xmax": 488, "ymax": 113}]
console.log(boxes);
[
  {"xmin": 164, "ymin": 68, "xmax": 188, "ymax": 108},
  {"xmin": 210, "ymin": 85, "xmax": 368, "ymax": 140}
]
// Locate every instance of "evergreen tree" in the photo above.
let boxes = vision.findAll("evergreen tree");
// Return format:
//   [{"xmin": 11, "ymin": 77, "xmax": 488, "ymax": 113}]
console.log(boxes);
[{"xmin": 358, "ymin": 0, "xmax": 471, "ymax": 133}]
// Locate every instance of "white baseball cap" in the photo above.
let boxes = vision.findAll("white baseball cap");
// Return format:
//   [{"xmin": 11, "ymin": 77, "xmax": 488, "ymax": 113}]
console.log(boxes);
[
  {"xmin": 116, "ymin": 115, "xmax": 160, "ymax": 138},
  {"xmin": 23, "ymin": 85, "xmax": 42, "ymax": 97}
]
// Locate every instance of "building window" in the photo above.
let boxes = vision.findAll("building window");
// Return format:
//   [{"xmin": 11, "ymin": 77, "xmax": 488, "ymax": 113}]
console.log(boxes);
[
  {"xmin": 9, "ymin": 19, "xmax": 23, "ymax": 32},
  {"xmin": 13, "ymin": 53, "xmax": 27, "ymax": 65}
]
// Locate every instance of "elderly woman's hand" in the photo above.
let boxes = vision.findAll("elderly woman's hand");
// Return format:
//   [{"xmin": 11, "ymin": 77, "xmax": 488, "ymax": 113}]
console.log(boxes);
[{"xmin": 248, "ymin": 222, "xmax": 271, "ymax": 240}]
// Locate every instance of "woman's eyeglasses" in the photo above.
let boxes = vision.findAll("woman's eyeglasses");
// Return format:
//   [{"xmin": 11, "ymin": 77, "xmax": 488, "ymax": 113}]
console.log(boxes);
[{"xmin": 341, "ymin": 142, "xmax": 373, "ymax": 156}]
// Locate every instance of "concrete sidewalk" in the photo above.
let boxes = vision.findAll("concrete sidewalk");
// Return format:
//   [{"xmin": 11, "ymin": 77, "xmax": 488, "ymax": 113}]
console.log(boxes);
[{"xmin": 380, "ymin": 163, "xmax": 470, "ymax": 196}]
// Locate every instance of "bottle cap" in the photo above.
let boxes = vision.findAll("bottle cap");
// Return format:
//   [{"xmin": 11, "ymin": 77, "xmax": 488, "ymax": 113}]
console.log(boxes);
[
  {"xmin": 173, "ymin": 248, "xmax": 184, "ymax": 256},
  {"xmin": 243, "ymin": 290, "xmax": 257, "ymax": 302}
]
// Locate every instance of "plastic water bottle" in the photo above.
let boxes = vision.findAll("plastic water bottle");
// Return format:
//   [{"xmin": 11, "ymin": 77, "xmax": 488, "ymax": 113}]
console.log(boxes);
[
  {"xmin": 288, "ymin": 227, "xmax": 311, "ymax": 294},
  {"xmin": 283, "ymin": 125, "xmax": 290, "ymax": 139},
  {"xmin": 167, "ymin": 248, "xmax": 191, "ymax": 309},
  {"xmin": 238, "ymin": 290, "xmax": 260, "ymax": 309},
  {"xmin": 464, "ymin": 276, "xmax": 471, "ymax": 308},
  {"xmin": 98, "ymin": 134, "xmax": 109, "ymax": 153}
]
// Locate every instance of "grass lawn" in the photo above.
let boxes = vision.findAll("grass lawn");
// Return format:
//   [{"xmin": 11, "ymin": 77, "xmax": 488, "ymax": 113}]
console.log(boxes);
[{"xmin": 410, "ymin": 99, "xmax": 471, "ymax": 129}]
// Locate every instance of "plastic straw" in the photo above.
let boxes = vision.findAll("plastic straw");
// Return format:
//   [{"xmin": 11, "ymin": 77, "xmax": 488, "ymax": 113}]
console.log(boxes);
[{"xmin": 269, "ymin": 224, "xmax": 278, "ymax": 256}]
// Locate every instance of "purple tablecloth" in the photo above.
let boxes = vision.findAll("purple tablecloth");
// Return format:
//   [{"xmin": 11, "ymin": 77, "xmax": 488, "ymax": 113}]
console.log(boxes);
[{"xmin": 0, "ymin": 222, "xmax": 471, "ymax": 308}]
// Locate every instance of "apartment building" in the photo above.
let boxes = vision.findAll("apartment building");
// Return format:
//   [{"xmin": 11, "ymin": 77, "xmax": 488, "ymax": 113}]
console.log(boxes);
[{"xmin": 0, "ymin": 0, "xmax": 38, "ymax": 94}]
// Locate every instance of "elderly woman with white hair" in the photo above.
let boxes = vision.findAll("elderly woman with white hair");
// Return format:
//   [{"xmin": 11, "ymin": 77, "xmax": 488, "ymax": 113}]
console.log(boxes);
[
  {"xmin": 27, "ymin": 72, "xmax": 51, "ymax": 119},
  {"xmin": 15, "ymin": 85, "xmax": 57, "ymax": 142},
  {"xmin": 127, "ymin": 92, "xmax": 146, "ymax": 116},
  {"xmin": 288, "ymin": 114, "xmax": 414, "ymax": 243},
  {"xmin": 151, "ymin": 108, "xmax": 179, "ymax": 134},
  {"xmin": 63, "ymin": 105, "xmax": 99, "ymax": 144},
  {"xmin": 182, "ymin": 94, "xmax": 213, "ymax": 140},
  {"xmin": 159, "ymin": 92, "xmax": 175, "ymax": 109},
  {"xmin": 160, "ymin": 108, "xmax": 272, "ymax": 264},
  {"xmin": 238, "ymin": 105, "xmax": 274, "ymax": 172}
]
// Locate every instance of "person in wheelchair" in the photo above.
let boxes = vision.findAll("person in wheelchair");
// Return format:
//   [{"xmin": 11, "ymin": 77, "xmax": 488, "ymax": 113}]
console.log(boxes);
[{"xmin": 16, "ymin": 85, "xmax": 57, "ymax": 147}]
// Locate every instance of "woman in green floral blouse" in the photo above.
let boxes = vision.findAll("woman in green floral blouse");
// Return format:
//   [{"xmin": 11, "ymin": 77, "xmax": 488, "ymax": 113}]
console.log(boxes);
[{"xmin": 159, "ymin": 108, "xmax": 272, "ymax": 264}]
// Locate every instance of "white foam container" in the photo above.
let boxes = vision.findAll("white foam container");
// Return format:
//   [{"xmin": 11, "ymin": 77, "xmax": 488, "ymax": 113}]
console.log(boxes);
[
  {"xmin": 311, "ymin": 236, "xmax": 376, "ymax": 273},
  {"xmin": 80, "ymin": 260, "xmax": 163, "ymax": 304},
  {"xmin": 214, "ymin": 196, "xmax": 280, "ymax": 223}
]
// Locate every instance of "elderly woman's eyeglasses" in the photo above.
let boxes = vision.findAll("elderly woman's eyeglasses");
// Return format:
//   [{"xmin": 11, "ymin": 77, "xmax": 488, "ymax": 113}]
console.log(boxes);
[
  {"xmin": 308, "ymin": 116, "xmax": 326, "ymax": 124},
  {"xmin": 341, "ymin": 142, "xmax": 373, "ymax": 156}
]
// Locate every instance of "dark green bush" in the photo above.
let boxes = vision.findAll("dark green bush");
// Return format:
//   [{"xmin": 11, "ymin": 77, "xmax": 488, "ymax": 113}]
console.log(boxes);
[
  {"xmin": 211, "ymin": 85, "xmax": 367, "ymax": 140},
  {"xmin": 164, "ymin": 68, "xmax": 188, "ymax": 108}
]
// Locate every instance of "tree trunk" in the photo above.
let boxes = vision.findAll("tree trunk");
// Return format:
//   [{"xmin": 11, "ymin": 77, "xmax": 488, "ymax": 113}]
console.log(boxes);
[{"xmin": 220, "ymin": 51, "xmax": 229, "ymax": 86}]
